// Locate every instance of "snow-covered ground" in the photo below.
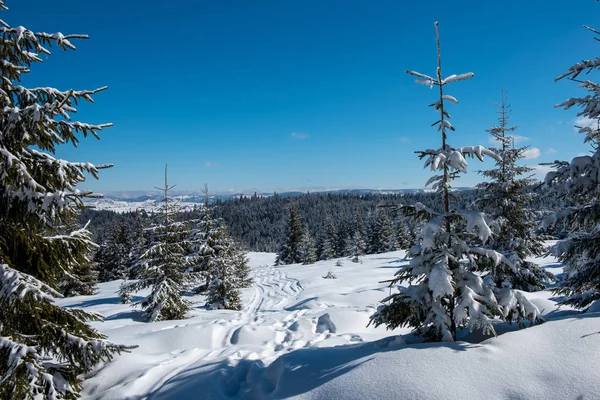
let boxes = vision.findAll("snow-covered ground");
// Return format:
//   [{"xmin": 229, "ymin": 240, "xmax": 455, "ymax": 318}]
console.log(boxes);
[
  {"xmin": 56, "ymin": 250, "xmax": 600, "ymax": 399},
  {"xmin": 83, "ymin": 198, "xmax": 202, "ymax": 213}
]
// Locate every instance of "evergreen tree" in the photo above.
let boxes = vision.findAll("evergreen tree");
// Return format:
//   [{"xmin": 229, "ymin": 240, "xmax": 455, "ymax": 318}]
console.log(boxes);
[
  {"xmin": 317, "ymin": 216, "xmax": 337, "ymax": 260},
  {"xmin": 349, "ymin": 213, "xmax": 367, "ymax": 262},
  {"xmin": 299, "ymin": 225, "xmax": 317, "ymax": 265},
  {"xmin": 275, "ymin": 204, "xmax": 304, "ymax": 265},
  {"xmin": 189, "ymin": 193, "xmax": 251, "ymax": 310},
  {"xmin": 204, "ymin": 232, "xmax": 250, "ymax": 310},
  {"xmin": 335, "ymin": 219, "xmax": 351, "ymax": 257},
  {"xmin": 544, "ymin": 24, "xmax": 600, "ymax": 308},
  {"xmin": 127, "ymin": 210, "xmax": 147, "ymax": 279},
  {"xmin": 0, "ymin": 6, "xmax": 128, "ymax": 397},
  {"xmin": 119, "ymin": 166, "xmax": 197, "ymax": 321},
  {"xmin": 395, "ymin": 219, "xmax": 412, "ymax": 250},
  {"xmin": 367, "ymin": 209, "xmax": 394, "ymax": 254},
  {"xmin": 97, "ymin": 221, "xmax": 131, "ymax": 282},
  {"xmin": 370, "ymin": 22, "xmax": 540, "ymax": 342},
  {"xmin": 476, "ymin": 91, "xmax": 553, "ymax": 291},
  {"xmin": 60, "ymin": 237, "xmax": 99, "ymax": 298}
]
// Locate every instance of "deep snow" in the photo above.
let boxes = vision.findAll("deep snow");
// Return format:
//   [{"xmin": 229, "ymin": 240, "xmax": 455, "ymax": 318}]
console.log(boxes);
[{"xmin": 55, "ymin": 249, "xmax": 600, "ymax": 399}]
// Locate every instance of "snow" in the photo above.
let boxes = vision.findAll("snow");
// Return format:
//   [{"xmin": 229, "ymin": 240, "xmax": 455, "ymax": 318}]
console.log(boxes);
[
  {"xmin": 54, "ymin": 248, "xmax": 600, "ymax": 399},
  {"xmin": 83, "ymin": 198, "xmax": 201, "ymax": 213}
]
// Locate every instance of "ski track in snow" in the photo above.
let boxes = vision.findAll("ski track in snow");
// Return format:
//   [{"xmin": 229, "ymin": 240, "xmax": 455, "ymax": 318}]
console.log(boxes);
[{"xmin": 117, "ymin": 263, "xmax": 309, "ymax": 397}]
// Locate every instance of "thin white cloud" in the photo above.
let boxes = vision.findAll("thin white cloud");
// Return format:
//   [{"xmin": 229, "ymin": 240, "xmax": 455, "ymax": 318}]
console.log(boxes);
[
  {"xmin": 398, "ymin": 136, "xmax": 411, "ymax": 143},
  {"xmin": 522, "ymin": 147, "xmax": 541, "ymax": 160},
  {"xmin": 205, "ymin": 161, "xmax": 219, "ymax": 168},
  {"xmin": 546, "ymin": 148, "xmax": 557, "ymax": 154},
  {"xmin": 291, "ymin": 132, "xmax": 310, "ymax": 140}
]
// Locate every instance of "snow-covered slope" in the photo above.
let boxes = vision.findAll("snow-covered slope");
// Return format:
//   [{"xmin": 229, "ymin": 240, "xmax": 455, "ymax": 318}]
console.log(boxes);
[{"xmin": 56, "ymin": 250, "xmax": 599, "ymax": 399}]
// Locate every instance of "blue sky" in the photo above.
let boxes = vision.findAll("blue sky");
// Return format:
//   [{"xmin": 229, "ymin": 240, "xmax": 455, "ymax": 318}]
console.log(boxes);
[{"xmin": 7, "ymin": 0, "xmax": 599, "ymax": 193}]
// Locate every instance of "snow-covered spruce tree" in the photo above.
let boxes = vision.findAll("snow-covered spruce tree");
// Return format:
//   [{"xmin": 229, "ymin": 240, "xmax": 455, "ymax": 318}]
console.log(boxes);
[
  {"xmin": 370, "ymin": 22, "xmax": 540, "ymax": 342},
  {"xmin": 367, "ymin": 209, "xmax": 394, "ymax": 254},
  {"xmin": 395, "ymin": 219, "xmax": 412, "ymax": 250},
  {"xmin": 543, "ymin": 25, "xmax": 600, "ymax": 309},
  {"xmin": 119, "ymin": 166, "xmax": 197, "ymax": 321},
  {"xmin": 97, "ymin": 221, "xmax": 131, "ymax": 282},
  {"xmin": 299, "ymin": 225, "xmax": 317, "ymax": 265},
  {"xmin": 476, "ymin": 91, "xmax": 553, "ymax": 291},
  {"xmin": 60, "ymin": 224, "xmax": 99, "ymax": 297},
  {"xmin": 127, "ymin": 210, "xmax": 147, "ymax": 279},
  {"xmin": 188, "ymin": 202, "xmax": 251, "ymax": 310},
  {"xmin": 317, "ymin": 216, "xmax": 337, "ymax": 260},
  {"xmin": 0, "ymin": 5, "xmax": 129, "ymax": 397},
  {"xmin": 275, "ymin": 204, "xmax": 304, "ymax": 265},
  {"xmin": 350, "ymin": 212, "xmax": 367, "ymax": 262}
]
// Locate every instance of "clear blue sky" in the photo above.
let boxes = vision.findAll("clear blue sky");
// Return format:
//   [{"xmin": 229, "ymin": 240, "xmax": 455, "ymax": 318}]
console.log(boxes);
[{"xmin": 7, "ymin": 0, "xmax": 599, "ymax": 193}]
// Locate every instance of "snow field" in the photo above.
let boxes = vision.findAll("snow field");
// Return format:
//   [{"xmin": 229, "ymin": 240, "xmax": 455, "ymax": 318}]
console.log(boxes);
[{"xmin": 55, "ymin": 249, "xmax": 600, "ymax": 399}]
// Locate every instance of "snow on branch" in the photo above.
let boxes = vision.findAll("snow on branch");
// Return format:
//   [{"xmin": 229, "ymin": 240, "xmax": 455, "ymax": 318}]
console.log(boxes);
[{"xmin": 441, "ymin": 72, "xmax": 474, "ymax": 85}]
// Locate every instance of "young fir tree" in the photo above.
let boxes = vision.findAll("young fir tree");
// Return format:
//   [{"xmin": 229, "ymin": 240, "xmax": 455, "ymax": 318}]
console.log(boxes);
[
  {"xmin": 190, "ymin": 208, "xmax": 251, "ymax": 310},
  {"xmin": 275, "ymin": 204, "xmax": 304, "ymax": 265},
  {"xmin": 317, "ymin": 216, "xmax": 337, "ymax": 260},
  {"xmin": 349, "ymin": 213, "xmax": 367, "ymax": 262},
  {"xmin": 60, "ymin": 224, "xmax": 99, "ymax": 297},
  {"xmin": 0, "ymin": 5, "xmax": 128, "ymax": 397},
  {"xmin": 127, "ymin": 210, "xmax": 147, "ymax": 279},
  {"xmin": 335, "ymin": 219, "xmax": 351, "ymax": 257},
  {"xmin": 367, "ymin": 209, "xmax": 394, "ymax": 254},
  {"xmin": 476, "ymin": 91, "xmax": 553, "ymax": 291},
  {"xmin": 544, "ymin": 25, "xmax": 600, "ymax": 309},
  {"xmin": 299, "ymin": 225, "xmax": 317, "ymax": 265},
  {"xmin": 395, "ymin": 219, "xmax": 412, "ymax": 251},
  {"xmin": 119, "ymin": 166, "xmax": 197, "ymax": 321},
  {"xmin": 97, "ymin": 221, "xmax": 132, "ymax": 282},
  {"xmin": 204, "ymin": 233, "xmax": 249, "ymax": 310},
  {"xmin": 370, "ymin": 22, "xmax": 540, "ymax": 342}
]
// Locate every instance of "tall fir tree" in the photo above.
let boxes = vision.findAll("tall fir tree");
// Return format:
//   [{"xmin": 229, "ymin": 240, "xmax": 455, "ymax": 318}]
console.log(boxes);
[
  {"xmin": 189, "ymin": 206, "xmax": 251, "ymax": 310},
  {"xmin": 476, "ymin": 91, "xmax": 553, "ymax": 291},
  {"xmin": 395, "ymin": 219, "xmax": 412, "ymax": 251},
  {"xmin": 97, "ymin": 221, "xmax": 132, "ymax": 282},
  {"xmin": 119, "ymin": 166, "xmax": 197, "ymax": 321},
  {"xmin": 317, "ymin": 216, "xmax": 337, "ymax": 260},
  {"xmin": 275, "ymin": 204, "xmax": 304, "ymax": 265},
  {"xmin": 127, "ymin": 210, "xmax": 147, "ymax": 279},
  {"xmin": 349, "ymin": 212, "xmax": 367, "ymax": 262},
  {"xmin": 544, "ymin": 24, "xmax": 600, "ymax": 309},
  {"xmin": 0, "ymin": 5, "xmax": 128, "ymax": 397},
  {"xmin": 367, "ymin": 209, "xmax": 394, "ymax": 254},
  {"xmin": 299, "ymin": 225, "xmax": 317, "ymax": 265},
  {"xmin": 370, "ymin": 22, "xmax": 540, "ymax": 342}
]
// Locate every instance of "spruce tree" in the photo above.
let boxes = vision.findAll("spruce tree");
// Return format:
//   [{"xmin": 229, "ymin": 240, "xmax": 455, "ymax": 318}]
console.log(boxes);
[
  {"xmin": 204, "ymin": 233, "xmax": 249, "ymax": 310},
  {"xmin": 188, "ymin": 195, "xmax": 251, "ymax": 310},
  {"xmin": 370, "ymin": 22, "xmax": 540, "ymax": 341},
  {"xmin": 0, "ymin": 5, "xmax": 128, "ymax": 397},
  {"xmin": 544, "ymin": 24, "xmax": 600, "ymax": 308},
  {"xmin": 350, "ymin": 213, "xmax": 367, "ymax": 262},
  {"xmin": 299, "ymin": 225, "xmax": 317, "ymax": 265},
  {"xmin": 317, "ymin": 216, "xmax": 337, "ymax": 260},
  {"xmin": 477, "ymin": 91, "xmax": 553, "ymax": 291},
  {"xmin": 119, "ymin": 166, "xmax": 197, "ymax": 321},
  {"xmin": 395, "ymin": 219, "xmax": 412, "ymax": 251},
  {"xmin": 127, "ymin": 210, "xmax": 147, "ymax": 279},
  {"xmin": 367, "ymin": 209, "xmax": 394, "ymax": 254},
  {"xmin": 97, "ymin": 221, "xmax": 131, "ymax": 282},
  {"xmin": 275, "ymin": 204, "xmax": 304, "ymax": 265}
]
